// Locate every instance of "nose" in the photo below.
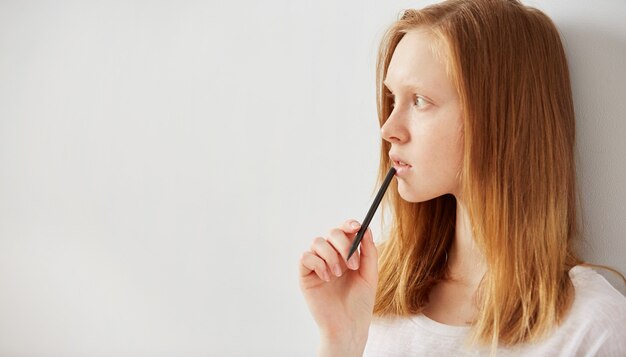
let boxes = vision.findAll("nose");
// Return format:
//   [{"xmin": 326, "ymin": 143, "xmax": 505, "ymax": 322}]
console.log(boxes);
[{"xmin": 380, "ymin": 110, "xmax": 409, "ymax": 144}]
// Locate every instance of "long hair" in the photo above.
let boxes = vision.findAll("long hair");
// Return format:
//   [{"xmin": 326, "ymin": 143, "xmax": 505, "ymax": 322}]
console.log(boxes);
[{"xmin": 371, "ymin": 0, "xmax": 611, "ymax": 351}]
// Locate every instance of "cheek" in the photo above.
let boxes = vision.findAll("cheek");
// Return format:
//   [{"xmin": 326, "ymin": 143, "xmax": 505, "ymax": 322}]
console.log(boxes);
[
  {"xmin": 408, "ymin": 119, "xmax": 463, "ymax": 189},
  {"xmin": 397, "ymin": 109, "xmax": 463, "ymax": 201},
  {"xmin": 416, "ymin": 121, "xmax": 461, "ymax": 169}
]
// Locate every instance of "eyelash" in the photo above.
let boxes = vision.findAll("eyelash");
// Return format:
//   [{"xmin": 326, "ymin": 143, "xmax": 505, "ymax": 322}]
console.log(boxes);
[{"xmin": 386, "ymin": 92, "xmax": 428, "ymax": 108}]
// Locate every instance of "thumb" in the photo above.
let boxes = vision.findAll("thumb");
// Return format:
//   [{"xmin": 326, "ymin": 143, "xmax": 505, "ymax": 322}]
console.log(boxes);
[{"xmin": 358, "ymin": 227, "xmax": 378, "ymax": 287}]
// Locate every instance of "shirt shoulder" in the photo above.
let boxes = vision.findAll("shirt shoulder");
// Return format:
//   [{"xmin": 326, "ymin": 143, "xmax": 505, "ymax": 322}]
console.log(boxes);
[
  {"xmin": 559, "ymin": 265, "xmax": 626, "ymax": 355},
  {"xmin": 567, "ymin": 264, "xmax": 626, "ymax": 321}
]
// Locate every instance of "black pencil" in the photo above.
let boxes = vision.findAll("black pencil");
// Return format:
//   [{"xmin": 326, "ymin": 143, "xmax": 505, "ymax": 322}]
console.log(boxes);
[{"xmin": 346, "ymin": 166, "xmax": 397, "ymax": 261}]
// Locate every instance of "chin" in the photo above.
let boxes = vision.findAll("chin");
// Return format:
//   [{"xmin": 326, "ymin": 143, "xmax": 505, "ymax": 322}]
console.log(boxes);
[
  {"xmin": 400, "ymin": 194, "xmax": 433, "ymax": 203},
  {"xmin": 397, "ymin": 181, "xmax": 434, "ymax": 203}
]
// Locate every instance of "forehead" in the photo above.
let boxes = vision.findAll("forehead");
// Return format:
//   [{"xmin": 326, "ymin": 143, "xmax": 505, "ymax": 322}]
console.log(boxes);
[{"xmin": 384, "ymin": 29, "xmax": 453, "ymax": 96}]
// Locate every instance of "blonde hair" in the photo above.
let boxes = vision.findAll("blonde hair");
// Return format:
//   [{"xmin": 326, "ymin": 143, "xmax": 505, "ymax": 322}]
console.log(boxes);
[{"xmin": 372, "ymin": 0, "xmax": 625, "ymax": 352}]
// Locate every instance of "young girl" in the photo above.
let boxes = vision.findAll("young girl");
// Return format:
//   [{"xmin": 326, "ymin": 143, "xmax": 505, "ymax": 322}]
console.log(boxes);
[{"xmin": 298, "ymin": 0, "xmax": 626, "ymax": 356}]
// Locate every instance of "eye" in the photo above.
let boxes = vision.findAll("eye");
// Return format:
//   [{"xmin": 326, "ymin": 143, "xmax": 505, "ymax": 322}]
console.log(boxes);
[
  {"xmin": 386, "ymin": 92, "xmax": 429, "ymax": 109},
  {"xmin": 415, "ymin": 96, "xmax": 428, "ymax": 108}
]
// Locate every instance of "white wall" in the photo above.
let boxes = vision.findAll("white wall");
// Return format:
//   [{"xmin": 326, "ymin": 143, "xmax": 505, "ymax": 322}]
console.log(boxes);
[{"xmin": 0, "ymin": 0, "xmax": 624, "ymax": 356}]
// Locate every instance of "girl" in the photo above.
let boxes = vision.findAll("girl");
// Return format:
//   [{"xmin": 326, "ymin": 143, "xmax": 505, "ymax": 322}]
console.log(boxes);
[{"xmin": 298, "ymin": 0, "xmax": 626, "ymax": 356}]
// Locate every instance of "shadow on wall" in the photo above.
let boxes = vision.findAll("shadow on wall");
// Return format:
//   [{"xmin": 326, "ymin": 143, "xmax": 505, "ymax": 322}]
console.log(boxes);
[{"xmin": 559, "ymin": 23, "xmax": 626, "ymax": 296}]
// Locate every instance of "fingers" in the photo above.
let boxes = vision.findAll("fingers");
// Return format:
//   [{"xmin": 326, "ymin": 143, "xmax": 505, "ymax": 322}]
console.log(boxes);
[
  {"xmin": 299, "ymin": 250, "xmax": 332, "ymax": 282},
  {"xmin": 330, "ymin": 219, "xmax": 363, "ymax": 270},
  {"xmin": 357, "ymin": 226, "xmax": 378, "ymax": 287},
  {"xmin": 299, "ymin": 219, "xmax": 371, "ymax": 283},
  {"xmin": 337, "ymin": 219, "xmax": 378, "ymax": 286},
  {"xmin": 299, "ymin": 235, "xmax": 348, "ymax": 282},
  {"xmin": 311, "ymin": 236, "xmax": 345, "ymax": 278}
]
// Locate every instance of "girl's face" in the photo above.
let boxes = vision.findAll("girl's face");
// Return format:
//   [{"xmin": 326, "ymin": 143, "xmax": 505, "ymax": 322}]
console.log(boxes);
[{"xmin": 381, "ymin": 29, "xmax": 464, "ymax": 202}]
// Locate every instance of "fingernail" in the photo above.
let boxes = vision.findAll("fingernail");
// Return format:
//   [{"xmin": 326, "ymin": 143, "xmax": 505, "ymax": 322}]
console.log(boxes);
[
  {"xmin": 348, "ymin": 255, "xmax": 359, "ymax": 270},
  {"xmin": 351, "ymin": 221, "xmax": 361, "ymax": 229},
  {"xmin": 323, "ymin": 270, "xmax": 331, "ymax": 282},
  {"xmin": 333, "ymin": 264, "xmax": 342, "ymax": 277}
]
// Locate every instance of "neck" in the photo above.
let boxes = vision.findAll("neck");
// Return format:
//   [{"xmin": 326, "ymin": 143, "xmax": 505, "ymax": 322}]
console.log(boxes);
[{"xmin": 447, "ymin": 197, "xmax": 487, "ymax": 285}]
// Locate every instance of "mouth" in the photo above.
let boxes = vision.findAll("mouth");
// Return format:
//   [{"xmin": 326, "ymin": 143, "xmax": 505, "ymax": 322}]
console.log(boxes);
[
  {"xmin": 392, "ymin": 160, "xmax": 411, "ymax": 168},
  {"xmin": 392, "ymin": 160, "xmax": 412, "ymax": 176},
  {"xmin": 389, "ymin": 153, "xmax": 412, "ymax": 175}
]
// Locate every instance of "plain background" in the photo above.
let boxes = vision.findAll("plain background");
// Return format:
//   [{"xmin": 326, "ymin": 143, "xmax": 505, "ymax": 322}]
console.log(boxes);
[{"xmin": 0, "ymin": 0, "xmax": 624, "ymax": 356}]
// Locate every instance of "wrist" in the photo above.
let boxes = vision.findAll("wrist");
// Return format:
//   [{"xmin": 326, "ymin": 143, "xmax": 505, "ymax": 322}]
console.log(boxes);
[{"xmin": 318, "ymin": 330, "xmax": 368, "ymax": 357}]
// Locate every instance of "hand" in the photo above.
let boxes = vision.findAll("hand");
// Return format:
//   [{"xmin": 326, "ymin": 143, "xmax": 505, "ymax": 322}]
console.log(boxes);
[{"xmin": 298, "ymin": 219, "xmax": 379, "ymax": 353}]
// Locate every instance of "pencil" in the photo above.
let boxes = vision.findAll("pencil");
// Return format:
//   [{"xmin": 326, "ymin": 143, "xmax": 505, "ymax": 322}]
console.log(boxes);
[{"xmin": 346, "ymin": 166, "xmax": 397, "ymax": 261}]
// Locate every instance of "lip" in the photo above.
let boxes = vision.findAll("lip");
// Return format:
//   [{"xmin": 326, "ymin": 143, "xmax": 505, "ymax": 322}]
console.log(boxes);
[
  {"xmin": 389, "ymin": 153, "xmax": 412, "ymax": 176},
  {"xmin": 392, "ymin": 163, "xmax": 411, "ymax": 176}
]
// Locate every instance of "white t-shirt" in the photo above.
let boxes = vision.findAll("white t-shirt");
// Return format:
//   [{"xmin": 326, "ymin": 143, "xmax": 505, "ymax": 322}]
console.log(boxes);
[{"xmin": 362, "ymin": 265, "xmax": 626, "ymax": 356}]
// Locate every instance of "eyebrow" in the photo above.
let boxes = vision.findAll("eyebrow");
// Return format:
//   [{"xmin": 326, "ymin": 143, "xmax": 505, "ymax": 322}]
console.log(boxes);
[{"xmin": 383, "ymin": 79, "xmax": 425, "ymax": 93}]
